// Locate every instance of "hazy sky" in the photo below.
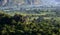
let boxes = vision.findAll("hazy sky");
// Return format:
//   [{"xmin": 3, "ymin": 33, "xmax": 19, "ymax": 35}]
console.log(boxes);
[{"xmin": 55, "ymin": 0, "xmax": 60, "ymax": 2}]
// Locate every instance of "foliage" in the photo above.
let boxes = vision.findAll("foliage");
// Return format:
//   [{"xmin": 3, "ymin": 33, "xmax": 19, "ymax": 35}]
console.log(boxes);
[{"xmin": 0, "ymin": 13, "xmax": 59, "ymax": 35}]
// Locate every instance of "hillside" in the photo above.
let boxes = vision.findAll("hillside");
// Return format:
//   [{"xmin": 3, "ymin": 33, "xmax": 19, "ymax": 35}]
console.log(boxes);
[{"xmin": 0, "ymin": 12, "xmax": 59, "ymax": 35}]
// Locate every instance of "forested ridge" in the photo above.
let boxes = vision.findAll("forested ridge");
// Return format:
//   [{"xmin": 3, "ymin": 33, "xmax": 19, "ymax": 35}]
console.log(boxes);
[{"xmin": 0, "ymin": 12, "xmax": 59, "ymax": 35}]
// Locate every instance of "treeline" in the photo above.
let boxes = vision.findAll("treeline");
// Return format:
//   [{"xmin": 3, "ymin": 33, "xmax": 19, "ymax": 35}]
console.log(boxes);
[{"xmin": 0, "ymin": 13, "xmax": 60, "ymax": 35}]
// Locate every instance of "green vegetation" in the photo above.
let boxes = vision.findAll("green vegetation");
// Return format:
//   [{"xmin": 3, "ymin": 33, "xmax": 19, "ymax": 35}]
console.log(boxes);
[{"xmin": 0, "ymin": 12, "xmax": 60, "ymax": 35}]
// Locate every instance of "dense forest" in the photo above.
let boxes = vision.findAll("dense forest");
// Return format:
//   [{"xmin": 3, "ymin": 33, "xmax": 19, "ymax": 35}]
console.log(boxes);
[
  {"xmin": 0, "ymin": 13, "xmax": 60, "ymax": 35},
  {"xmin": 0, "ymin": 12, "xmax": 59, "ymax": 35}
]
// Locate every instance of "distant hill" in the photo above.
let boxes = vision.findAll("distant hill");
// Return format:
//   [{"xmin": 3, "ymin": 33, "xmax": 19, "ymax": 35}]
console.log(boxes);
[{"xmin": 0, "ymin": 0, "xmax": 60, "ymax": 11}]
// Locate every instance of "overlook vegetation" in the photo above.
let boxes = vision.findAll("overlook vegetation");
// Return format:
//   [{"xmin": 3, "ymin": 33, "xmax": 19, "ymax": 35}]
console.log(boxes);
[{"xmin": 0, "ymin": 11, "xmax": 60, "ymax": 35}]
